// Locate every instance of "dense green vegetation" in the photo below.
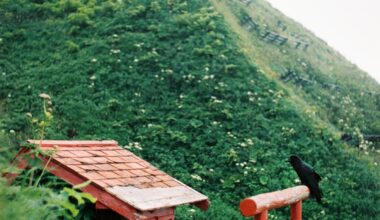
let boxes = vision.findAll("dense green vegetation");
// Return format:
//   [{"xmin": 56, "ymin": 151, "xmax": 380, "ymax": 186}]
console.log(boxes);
[
  {"xmin": 0, "ymin": 0, "xmax": 379, "ymax": 219},
  {"xmin": 224, "ymin": 0, "xmax": 380, "ymax": 142}
]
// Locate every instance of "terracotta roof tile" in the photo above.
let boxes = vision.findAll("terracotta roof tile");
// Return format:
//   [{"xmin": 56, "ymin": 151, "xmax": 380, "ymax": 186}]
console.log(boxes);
[
  {"xmin": 82, "ymin": 171, "xmax": 105, "ymax": 180},
  {"xmin": 164, "ymin": 180, "xmax": 181, "ymax": 187},
  {"xmin": 91, "ymin": 157, "xmax": 110, "ymax": 163},
  {"xmin": 56, "ymin": 151, "xmax": 77, "ymax": 158},
  {"xmin": 111, "ymin": 163, "xmax": 131, "ymax": 170},
  {"xmin": 129, "ymin": 169, "xmax": 149, "ymax": 177},
  {"xmin": 55, "ymin": 157, "xmax": 82, "ymax": 165},
  {"xmin": 102, "ymin": 178, "xmax": 125, "ymax": 186},
  {"xmin": 70, "ymin": 150, "xmax": 93, "ymax": 157},
  {"xmin": 79, "ymin": 164, "xmax": 98, "ymax": 171},
  {"xmin": 95, "ymin": 164, "xmax": 117, "ymax": 171},
  {"xmin": 107, "ymin": 157, "xmax": 128, "ymax": 163},
  {"xmin": 27, "ymin": 140, "xmax": 208, "ymax": 212},
  {"xmin": 101, "ymin": 150, "xmax": 120, "ymax": 156},
  {"xmin": 98, "ymin": 171, "xmax": 120, "ymax": 179},
  {"xmin": 87, "ymin": 151, "xmax": 107, "ymax": 157},
  {"xmin": 124, "ymin": 156, "xmax": 141, "ymax": 163},
  {"xmin": 127, "ymin": 163, "xmax": 145, "ymax": 169}
]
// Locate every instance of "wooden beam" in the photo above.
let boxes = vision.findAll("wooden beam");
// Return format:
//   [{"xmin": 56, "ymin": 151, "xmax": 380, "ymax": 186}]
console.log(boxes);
[{"xmin": 240, "ymin": 185, "xmax": 309, "ymax": 217}]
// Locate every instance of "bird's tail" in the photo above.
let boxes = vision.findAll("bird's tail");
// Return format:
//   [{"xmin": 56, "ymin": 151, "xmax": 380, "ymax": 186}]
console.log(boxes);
[
  {"xmin": 315, "ymin": 190, "xmax": 323, "ymax": 204},
  {"xmin": 316, "ymin": 196, "xmax": 322, "ymax": 204}
]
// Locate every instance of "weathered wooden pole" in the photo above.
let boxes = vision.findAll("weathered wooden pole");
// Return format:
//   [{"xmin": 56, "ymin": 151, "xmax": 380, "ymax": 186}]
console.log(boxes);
[{"xmin": 240, "ymin": 185, "xmax": 309, "ymax": 220}]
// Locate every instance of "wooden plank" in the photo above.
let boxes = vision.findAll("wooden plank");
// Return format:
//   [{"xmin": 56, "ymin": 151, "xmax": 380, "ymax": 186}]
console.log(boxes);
[{"xmin": 107, "ymin": 186, "xmax": 208, "ymax": 211}]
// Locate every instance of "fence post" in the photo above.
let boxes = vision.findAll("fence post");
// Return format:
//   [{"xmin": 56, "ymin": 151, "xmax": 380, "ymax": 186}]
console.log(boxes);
[
  {"xmin": 254, "ymin": 210, "xmax": 268, "ymax": 220},
  {"xmin": 290, "ymin": 200, "xmax": 302, "ymax": 220},
  {"xmin": 240, "ymin": 186, "xmax": 309, "ymax": 220}
]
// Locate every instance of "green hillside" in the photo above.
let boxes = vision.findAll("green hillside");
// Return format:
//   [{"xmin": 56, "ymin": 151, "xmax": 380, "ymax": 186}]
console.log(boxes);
[
  {"xmin": 216, "ymin": 0, "xmax": 380, "ymax": 139},
  {"xmin": 0, "ymin": 0, "xmax": 379, "ymax": 219}
]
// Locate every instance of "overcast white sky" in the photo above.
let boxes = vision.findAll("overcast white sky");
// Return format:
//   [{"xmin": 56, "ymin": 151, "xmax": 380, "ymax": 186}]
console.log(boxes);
[{"xmin": 266, "ymin": 0, "xmax": 380, "ymax": 83}]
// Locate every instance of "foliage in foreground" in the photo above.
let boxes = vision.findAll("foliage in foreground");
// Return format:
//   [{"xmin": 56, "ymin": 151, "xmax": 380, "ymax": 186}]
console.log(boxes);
[{"xmin": 0, "ymin": 0, "xmax": 379, "ymax": 219}]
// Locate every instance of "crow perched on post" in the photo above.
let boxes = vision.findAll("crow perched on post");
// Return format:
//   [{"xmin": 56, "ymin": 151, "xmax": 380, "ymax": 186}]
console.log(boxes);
[{"xmin": 289, "ymin": 155, "xmax": 323, "ymax": 204}]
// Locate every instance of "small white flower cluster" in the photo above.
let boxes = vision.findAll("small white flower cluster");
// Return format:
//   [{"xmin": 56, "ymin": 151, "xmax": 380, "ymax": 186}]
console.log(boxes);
[
  {"xmin": 235, "ymin": 161, "xmax": 247, "ymax": 168},
  {"xmin": 268, "ymin": 213, "xmax": 279, "ymax": 219},
  {"xmin": 179, "ymin": 94, "xmax": 186, "ymax": 100},
  {"xmin": 182, "ymin": 74, "xmax": 195, "ymax": 81},
  {"xmin": 91, "ymin": 58, "xmax": 97, "ymax": 63},
  {"xmin": 210, "ymin": 96, "xmax": 222, "ymax": 104},
  {"xmin": 125, "ymin": 142, "xmax": 143, "ymax": 150},
  {"xmin": 190, "ymin": 174, "xmax": 203, "ymax": 181},
  {"xmin": 202, "ymin": 74, "xmax": 214, "ymax": 80},
  {"xmin": 211, "ymin": 121, "xmax": 220, "ymax": 126},
  {"xmin": 151, "ymin": 48, "xmax": 158, "ymax": 55},
  {"xmin": 247, "ymin": 91, "xmax": 258, "ymax": 102},
  {"xmin": 227, "ymin": 131, "xmax": 236, "ymax": 139},
  {"xmin": 342, "ymin": 95, "xmax": 352, "ymax": 105},
  {"xmin": 110, "ymin": 49, "xmax": 121, "ymax": 54},
  {"xmin": 39, "ymin": 93, "xmax": 51, "ymax": 100},
  {"xmin": 90, "ymin": 75, "xmax": 96, "ymax": 80},
  {"xmin": 239, "ymin": 138, "xmax": 254, "ymax": 147},
  {"xmin": 282, "ymin": 126, "xmax": 295, "ymax": 136},
  {"xmin": 134, "ymin": 42, "xmax": 144, "ymax": 48},
  {"xmin": 164, "ymin": 69, "xmax": 173, "ymax": 75}
]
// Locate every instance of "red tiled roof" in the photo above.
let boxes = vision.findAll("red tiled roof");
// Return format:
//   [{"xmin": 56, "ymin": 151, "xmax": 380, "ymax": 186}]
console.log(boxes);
[{"xmin": 23, "ymin": 140, "xmax": 209, "ymax": 217}]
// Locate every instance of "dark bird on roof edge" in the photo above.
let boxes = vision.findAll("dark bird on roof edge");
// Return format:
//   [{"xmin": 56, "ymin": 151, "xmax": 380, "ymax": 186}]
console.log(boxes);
[{"xmin": 289, "ymin": 155, "xmax": 323, "ymax": 204}]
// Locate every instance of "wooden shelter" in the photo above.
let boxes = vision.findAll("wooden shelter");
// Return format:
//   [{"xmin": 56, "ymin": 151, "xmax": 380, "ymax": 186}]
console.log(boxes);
[{"xmin": 8, "ymin": 140, "xmax": 209, "ymax": 220}]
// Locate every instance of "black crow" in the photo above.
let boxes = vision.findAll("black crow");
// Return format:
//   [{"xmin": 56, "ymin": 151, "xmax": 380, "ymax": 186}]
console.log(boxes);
[{"xmin": 289, "ymin": 155, "xmax": 322, "ymax": 203}]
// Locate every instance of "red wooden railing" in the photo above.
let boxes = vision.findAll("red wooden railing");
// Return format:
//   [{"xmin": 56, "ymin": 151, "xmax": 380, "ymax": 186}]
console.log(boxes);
[{"xmin": 240, "ymin": 186, "xmax": 310, "ymax": 220}]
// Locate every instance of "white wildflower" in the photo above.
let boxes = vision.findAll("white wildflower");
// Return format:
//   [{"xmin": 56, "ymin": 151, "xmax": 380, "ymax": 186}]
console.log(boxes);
[
  {"xmin": 39, "ymin": 93, "xmax": 51, "ymax": 100},
  {"xmin": 191, "ymin": 174, "xmax": 202, "ymax": 181}
]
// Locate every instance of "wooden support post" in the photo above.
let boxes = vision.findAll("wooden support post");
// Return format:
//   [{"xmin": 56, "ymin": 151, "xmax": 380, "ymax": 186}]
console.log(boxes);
[
  {"xmin": 254, "ymin": 210, "xmax": 268, "ymax": 220},
  {"xmin": 290, "ymin": 200, "xmax": 302, "ymax": 220}
]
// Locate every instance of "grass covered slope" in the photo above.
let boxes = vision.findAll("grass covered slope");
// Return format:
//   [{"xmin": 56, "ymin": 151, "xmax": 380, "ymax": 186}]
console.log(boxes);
[
  {"xmin": 221, "ymin": 0, "xmax": 380, "ymax": 140},
  {"xmin": 0, "ymin": 0, "xmax": 379, "ymax": 219}
]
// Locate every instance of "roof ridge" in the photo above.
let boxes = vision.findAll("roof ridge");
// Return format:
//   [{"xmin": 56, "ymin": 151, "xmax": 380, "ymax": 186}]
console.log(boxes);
[{"xmin": 27, "ymin": 140, "xmax": 118, "ymax": 147}]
